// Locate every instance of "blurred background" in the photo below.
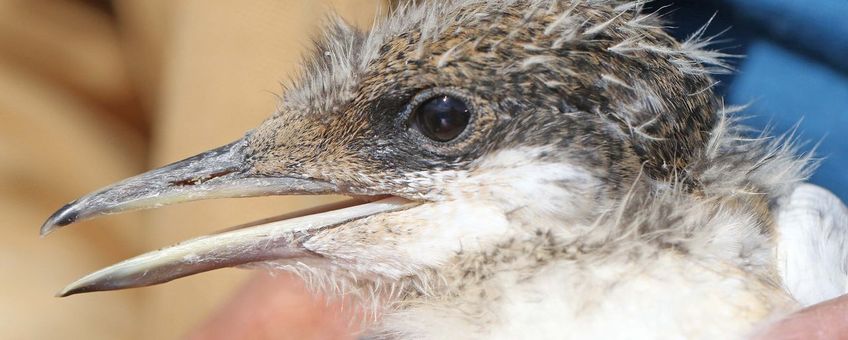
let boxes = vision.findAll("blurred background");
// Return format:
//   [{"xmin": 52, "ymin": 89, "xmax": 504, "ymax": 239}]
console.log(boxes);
[
  {"xmin": 1, "ymin": 1, "xmax": 384, "ymax": 339},
  {"xmin": 0, "ymin": 0, "xmax": 845, "ymax": 339}
]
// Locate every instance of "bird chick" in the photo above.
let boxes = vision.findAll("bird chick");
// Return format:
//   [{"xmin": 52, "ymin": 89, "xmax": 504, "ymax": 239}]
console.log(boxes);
[{"xmin": 42, "ymin": 0, "xmax": 847, "ymax": 339}]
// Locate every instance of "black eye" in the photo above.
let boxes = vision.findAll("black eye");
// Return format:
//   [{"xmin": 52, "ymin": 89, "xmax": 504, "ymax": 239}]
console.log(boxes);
[{"xmin": 411, "ymin": 95, "xmax": 471, "ymax": 142}]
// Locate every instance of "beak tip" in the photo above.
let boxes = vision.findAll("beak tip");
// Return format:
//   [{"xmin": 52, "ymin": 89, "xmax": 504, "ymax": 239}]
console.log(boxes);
[
  {"xmin": 56, "ymin": 277, "xmax": 100, "ymax": 298},
  {"xmin": 55, "ymin": 283, "xmax": 78, "ymax": 297},
  {"xmin": 39, "ymin": 224, "xmax": 57, "ymax": 237},
  {"xmin": 41, "ymin": 203, "xmax": 80, "ymax": 236},
  {"xmin": 54, "ymin": 289, "xmax": 72, "ymax": 298},
  {"xmin": 55, "ymin": 286, "xmax": 85, "ymax": 298}
]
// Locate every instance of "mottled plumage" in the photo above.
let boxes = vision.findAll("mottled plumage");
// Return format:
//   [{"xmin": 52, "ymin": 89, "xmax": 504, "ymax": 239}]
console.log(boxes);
[{"xmin": 42, "ymin": 1, "xmax": 848, "ymax": 339}]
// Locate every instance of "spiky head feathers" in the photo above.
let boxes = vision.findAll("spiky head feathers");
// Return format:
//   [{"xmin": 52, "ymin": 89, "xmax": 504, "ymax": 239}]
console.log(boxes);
[{"xmin": 244, "ymin": 0, "xmax": 728, "ymax": 203}]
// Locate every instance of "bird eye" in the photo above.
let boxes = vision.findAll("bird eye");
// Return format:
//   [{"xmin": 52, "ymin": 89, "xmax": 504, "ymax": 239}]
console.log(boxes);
[{"xmin": 410, "ymin": 95, "xmax": 471, "ymax": 142}]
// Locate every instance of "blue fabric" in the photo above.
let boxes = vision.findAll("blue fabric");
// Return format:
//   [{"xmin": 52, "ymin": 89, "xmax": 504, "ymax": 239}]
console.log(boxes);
[
  {"xmin": 728, "ymin": 41, "xmax": 848, "ymax": 201},
  {"xmin": 655, "ymin": 0, "xmax": 848, "ymax": 201},
  {"xmin": 719, "ymin": 0, "xmax": 848, "ymax": 73}
]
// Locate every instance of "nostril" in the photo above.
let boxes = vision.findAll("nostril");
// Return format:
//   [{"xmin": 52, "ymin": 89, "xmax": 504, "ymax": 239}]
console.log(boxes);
[{"xmin": 169, "ymin": 168, "xmax": 239, "ymax": 187}]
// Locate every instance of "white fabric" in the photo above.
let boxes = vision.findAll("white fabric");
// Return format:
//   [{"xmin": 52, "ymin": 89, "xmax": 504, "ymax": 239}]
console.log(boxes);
[{"xmin": 776, "ymin": 183, "xmax": 848, "ymax": 306}]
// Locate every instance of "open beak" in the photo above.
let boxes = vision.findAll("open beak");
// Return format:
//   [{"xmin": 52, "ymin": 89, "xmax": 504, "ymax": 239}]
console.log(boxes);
[{"xmin": 42, "ymin": 137, "xmax": 418, "ymax": 297}]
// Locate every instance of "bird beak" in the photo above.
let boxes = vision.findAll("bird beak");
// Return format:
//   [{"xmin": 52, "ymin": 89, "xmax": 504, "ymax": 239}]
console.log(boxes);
[
  {"xmin": 41, "ymin": 138, "xmax": 337, "ymax": 235},
  {"xmin": 41, "ymin": 137, "xmax": 419, "ymax": 296}
]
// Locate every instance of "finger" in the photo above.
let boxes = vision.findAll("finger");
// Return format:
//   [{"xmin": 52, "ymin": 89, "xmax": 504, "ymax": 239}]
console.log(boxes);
[
  {"xmin": 186, "ymin": 272, "xmax": 356, "ymax": 340},
  {"xmin": 753, "ymin": 294, "xmax": 848, "ymax": 340}
]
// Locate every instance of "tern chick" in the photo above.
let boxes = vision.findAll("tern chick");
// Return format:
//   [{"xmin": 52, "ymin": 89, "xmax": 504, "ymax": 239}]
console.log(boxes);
[{"xmin": 42, "ymin": 0, "xmax": 848, "ymax": 339}]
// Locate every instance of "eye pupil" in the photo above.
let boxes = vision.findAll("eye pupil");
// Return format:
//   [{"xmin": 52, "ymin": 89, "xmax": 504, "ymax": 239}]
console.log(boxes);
[{"xmin": 412, "ymin": 95, "xmax": 471, "ymax": 142}]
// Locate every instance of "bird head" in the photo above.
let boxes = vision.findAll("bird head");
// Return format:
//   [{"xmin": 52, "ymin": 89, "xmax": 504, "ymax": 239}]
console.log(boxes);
[{"xmin": 43, "ymin": 0, "xmax": 725, "ymax": 297}]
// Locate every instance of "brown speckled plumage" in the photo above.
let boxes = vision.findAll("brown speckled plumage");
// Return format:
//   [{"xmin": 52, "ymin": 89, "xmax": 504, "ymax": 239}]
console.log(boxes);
[
  {"xmin": 249, "ymin": 0, "xmax": 731, "ymax": 201},
  {"xmin": 249, "ymin": 1, "xmax": 813, "ymax": 337},
  {"xmin": 44, "ymin": 1, "xmax": 822, "ymax": 339}
]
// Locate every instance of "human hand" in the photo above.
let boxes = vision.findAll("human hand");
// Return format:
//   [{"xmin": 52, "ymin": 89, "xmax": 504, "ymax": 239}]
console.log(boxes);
[
  {"xmin": 189, "ymin": 272, "xmax": 848, "ymax": 340},
  {"xmin": 753, "ymin": 295, "xmax": 848, "ymax": 340},
  {"xmin": 186, "ymin": 272, "xmax": 356, "ymax": 340}
]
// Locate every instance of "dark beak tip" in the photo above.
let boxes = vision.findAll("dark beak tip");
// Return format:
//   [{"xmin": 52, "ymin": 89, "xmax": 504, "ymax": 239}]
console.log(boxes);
[
  {"xmin": 41, "ymin": 203, "xmax": 80, "ymax": 236},
  {"xmin": 55, "ymin": 285, "xmax": 86, "ymax": 298}
]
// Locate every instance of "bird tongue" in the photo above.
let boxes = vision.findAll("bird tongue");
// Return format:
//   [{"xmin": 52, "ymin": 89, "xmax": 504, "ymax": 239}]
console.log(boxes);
[{"xmin": 56, "ymin": 196, "xmax": 416, "ymax": 297}]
